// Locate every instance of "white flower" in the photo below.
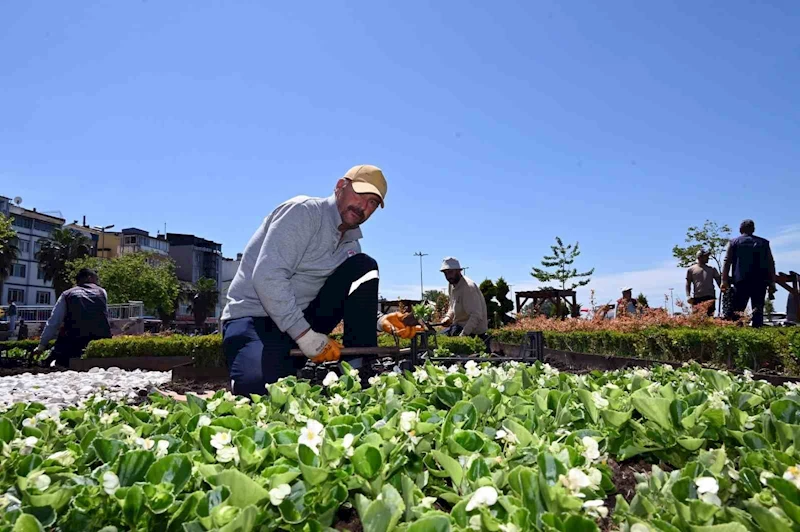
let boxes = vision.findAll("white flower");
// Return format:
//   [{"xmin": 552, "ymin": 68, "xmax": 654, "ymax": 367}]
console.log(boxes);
[
  {"xmin": 413, "ymin": 367, "xmax": 429, "ymax": 384},
  {"xmin": 30, "ymin": 472, "xmax": 51, "ymax": 492},
  {"xmin": 561, "ymin": 468, "xmax": 592, "ymax": 495},
  {"xmin": 47, "ymin": 450, "xmax": 75, "ymax": 466},
  {"xmin": 322, "ymin": 372, "xmax": 339, "ymax": 387},
  {"xmin": 631, "ymin": 525, "xmax": 650, "ymax": 532},
  {"xmin": 495, "ymin": 429, "xmax": 518, "ymax": 445},
  {"xmin": 99, "ymin": 411, "xmax": 119, "ymax": 425},
  {"xmin": 465, "ymin": 486, "xmax": 498, "ymax": 512},
  {"xmin": 695, "ymin": 476, "xmax": 721, "ymax": 505},
  {"xmin": 206, "ymin": 398, "xmax": 222, "ymax": 413},
  {"xmin": 347, "ymin": 367, "xmax": 360, "ymax": 380},
  {"xmin": 591, "ymin": 392, "xmax": 609, "ymax": 409},
  {"xmin": 491, "ymin": 382, "xmax": 505, "ymax": 393},
  {"xmin": 342, "ymin": 433, "xmax": 355, "ymax": 457},
  {"xmin": 155, "ymin": 440, "xmax": 170, "ymax": 458},
  {"xmin": 447, "ymin": 365, "xmax": 459, "ymax": 374},
  {"xmin": 223, "ymin": 391, "xmax": 235, "ymax": 402},
  {"xmin": 269, "ymin": 483, "xmax": 291, "ymax": 506},
  {"xmin": 136, "ymin": 438, "xmax": 155, "ymax": 451},
  {"xmin": 761, "ymin": 471, "xmax": 775, "ymax": 485},
  {"xmin": 22, "ymin": 417, "xmax": 36, "ymax": 428},
  {"xmin": 633, "ymin": 368, "xmax": 651, "ymax": 379},
  {"xmin": 499, "ymin": 525, "xmax": 520, "ymax": 532},
  {"xmin": 742, "ymin": 369, "xmax": 753, "ymax": 382},
  {"xmin": 647, "ymin": 382, "xmax": 661, "ymax": 394},
  {"xmin": 784, "ymin": 466, "xmax": 800, "ymax": 489},
  {"xmin": 368, "ymin": 376, "xmax": 381, "ymax": 387},
  {"xmin": 298, "ymin": 419, "xmax": 325, "ymax": 454},
  {"xmin": 236, "ymin": 397, "xmax": 251, "ymax": 406},
  {"xmin": 543, "ymin": 364, "xmax": 559, "ymax": 378},
  {"xmin": 22, "ymin": 436, "xmax": 38, "ymax": 451},
  {"xmin": 102, "ymin": 471, "xmax": 120, "ymax": 495},
  {"xmin": 399, "ymin": 411, "xmax": 419, "ymax": 433},
  {"xmin": 419, "ymin": 496, "xmax": 437, "ymax": 509},
  {"xmin": 583, "ymin": 499, "xmax": 608, "ymax": 519},
  {"xmin": 118, "ymin": 424, "xmax": 137, "ymax": 440},
  {"xmin": 288, "ymin": 401, "xmax": 308, "ymax": 423},
  {"xmin": 197, "ymin": 415, "xmax": 212, "ymax": 428},
  {"xmin": 329, "ymin": 394, "xmax": 348, "ymax": 408},
  {"xmin": 210, "ymin": 431, "xmax": 232, "ymax": 450},
  {"xmin": 216, "ymin": 445, "xmax": 240, "ymax": 464},
  {"xmin": 454, "ymin": 379, "xmax": 463, "ymax": 389},
  {"xmin": 603, "ymin": 383, "xmax": 619, "ymax": 390},
  {"xmin": 152, "ymin": 408, "xmax": 169, "ymax": 419},
  {"xmin": 372, "ymin": 419, "xmax": 387, "ymax": 430},
  {"xmin": 465, "ymin": 361, "xmax": 481, "ymax": 379},
  {"xmin": 582, "ymin": 437, "xmax": 601, "ymax": 463}
]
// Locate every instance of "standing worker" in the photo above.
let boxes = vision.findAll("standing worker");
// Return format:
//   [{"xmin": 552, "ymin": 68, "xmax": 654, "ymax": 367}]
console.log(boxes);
[
  {"xmin": 221, "ymin": 165, "xmax": 420, "ymax": 395},
  {"xmin": 686, "ymin": 249, "xmax": 721, "ymax": 317},
  {"xmin": 721, "ymin": 219, "xmax": 776, "ymax": 327},
  {"xmin": 33, "ymin": 268, "xmax": 112, "ymax": 366},
  {"xmin": 7, "ymin": 301, "xmax": 17, "ymax": 337},
  {"xmin": 439, "ymin": 257, "xmax": 488, "ymax": 337}
]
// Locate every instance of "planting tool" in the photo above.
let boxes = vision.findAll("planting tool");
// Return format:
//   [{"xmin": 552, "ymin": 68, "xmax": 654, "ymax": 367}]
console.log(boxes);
[{"xmin": 289, "ymin": 346, "xmax": 405, "ymax": 358}]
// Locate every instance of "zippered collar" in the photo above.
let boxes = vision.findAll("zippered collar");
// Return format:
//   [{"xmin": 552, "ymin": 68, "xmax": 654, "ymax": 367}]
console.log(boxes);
[{"xmin": 325, "ymin": 194, "xmax": 363, "ymax": 242}]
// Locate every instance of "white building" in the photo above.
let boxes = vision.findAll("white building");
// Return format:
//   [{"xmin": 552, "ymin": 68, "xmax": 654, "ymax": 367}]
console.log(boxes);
[
  {"xmin": 1, "ymin": 196, "xmax": 65, "ymax": 306},
  {"xmin": 219, "ymin": 253, "xmax": 242, "ymax": 312}
]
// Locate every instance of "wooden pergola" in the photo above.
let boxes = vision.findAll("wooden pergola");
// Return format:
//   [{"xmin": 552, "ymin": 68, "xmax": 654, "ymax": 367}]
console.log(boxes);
[
  {"xmin": 776, "ymin": 271, "xmax": 800, "ymax": 322},
  {"xmin": 515, "ymin": 289, "xmax": 579, "ymax": 318}
]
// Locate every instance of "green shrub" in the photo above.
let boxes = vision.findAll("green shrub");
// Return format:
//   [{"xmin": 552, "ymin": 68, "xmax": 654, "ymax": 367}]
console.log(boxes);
[
  {"xmin": 490, "ymin": 326, "xmax": 796, "ymax": 372},
  {"xmin": 84, "ymin": 335, "xmax": 224, "ymax": 368},
  {"xmin": 0, "ymin": 339, "xmax": 47, "ymax": 352}
]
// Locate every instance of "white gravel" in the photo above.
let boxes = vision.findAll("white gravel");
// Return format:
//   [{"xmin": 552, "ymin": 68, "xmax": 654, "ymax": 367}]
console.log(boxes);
[{"xmin": 0, "ymin": 367, "xmax": 172, "ymax": 410}]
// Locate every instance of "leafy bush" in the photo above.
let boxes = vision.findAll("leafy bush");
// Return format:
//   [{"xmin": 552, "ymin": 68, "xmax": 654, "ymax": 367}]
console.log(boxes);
[
  {"xmin": 492, "ymin": 326, "xmax": 798, "ymax": 372},
  {"xmin": 84, "ymin": 335, "xmax": 224, "ymax": 368},
  {"xmin": 0, "ymin": 340, "xmax": 45, "ymax": 352}
]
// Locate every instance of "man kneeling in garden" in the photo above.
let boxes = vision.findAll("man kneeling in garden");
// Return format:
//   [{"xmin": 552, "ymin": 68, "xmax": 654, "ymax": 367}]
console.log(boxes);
[{"xmin": 221, "ymin": 165, "xmax": 420, "ymax": 394}]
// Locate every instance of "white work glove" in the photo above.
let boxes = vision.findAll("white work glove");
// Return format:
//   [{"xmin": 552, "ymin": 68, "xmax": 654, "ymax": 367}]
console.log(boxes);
[{"xmin": 295, "ymin": 330, "xmax": 342, "ymax": 363}]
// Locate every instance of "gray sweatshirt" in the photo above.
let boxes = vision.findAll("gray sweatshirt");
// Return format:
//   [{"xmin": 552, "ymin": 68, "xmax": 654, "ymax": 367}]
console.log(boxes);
[{"xmin": 221, "ymin": 194, "xmax": 363, "ymax": 339}]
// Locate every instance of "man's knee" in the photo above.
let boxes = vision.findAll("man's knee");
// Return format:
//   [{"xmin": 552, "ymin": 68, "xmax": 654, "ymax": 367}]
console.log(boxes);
[{"xmin": 342, "ymin": 254, "xmax": 379, "ymax": 296}]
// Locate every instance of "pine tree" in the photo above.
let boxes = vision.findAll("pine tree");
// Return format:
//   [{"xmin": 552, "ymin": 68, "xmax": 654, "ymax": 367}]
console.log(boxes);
[{"xmin": 531, "ymin": 237, "xmax": 594, "ymax": 290}]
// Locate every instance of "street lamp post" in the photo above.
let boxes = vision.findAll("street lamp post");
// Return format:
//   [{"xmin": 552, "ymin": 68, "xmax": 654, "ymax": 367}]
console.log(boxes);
[
  {"xmin": 93, "ymin": 224, "xmax": 115, "ymax": 259},
  {"xmin": 413, "ymin": 252, "xmax": 428, "ymax": 301},
  {"xmin": 669, "ymin": 288, "xmax": 675, "ymax": 316}
]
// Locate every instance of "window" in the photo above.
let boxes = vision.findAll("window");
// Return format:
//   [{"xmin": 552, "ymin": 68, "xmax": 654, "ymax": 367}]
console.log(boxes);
[
  {"xmin": 34, "ymin": 240, "xmax": 43, "ymax": 254},
  {"xmin": 124, "ymin": 235, "xmax": 138, "ymax": 245},
  {"xmin": 33, "ymin": 220, "xmax": 58, "ymax": 233},
  {"xmin": 11, "ymin": 264, "xmax": 26, "ymax": 278},
  {"xmin": 7, "ymin": 289, "xmax": 24, "ymax": 303},
  {"xmin": 35, "ymin": 291, "xmax": 51, "ymax": 305},
  {"xmin": 12, "ymin": 216, "xmax": 32, "ymax": 229},
  {"xmin": 14, "ymin": 239, "xmax": 30, "ymax": 253},
  {"xmin": 37, "ymin": 266, "xmax": 46, "ymax": 280}
]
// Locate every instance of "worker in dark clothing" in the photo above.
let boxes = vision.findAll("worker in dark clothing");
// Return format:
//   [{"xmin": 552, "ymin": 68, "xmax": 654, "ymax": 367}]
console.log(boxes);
[
  {"xmin": 16, "ymin": 320, "xmax": 28, "ymax": 340},
  {"xmin": 721, "ymin": 219, "xmax": 776, "ymax": 328},
  {"xmin": 33, "ymin": 268, "xmax": 112, "ymax": 366}
]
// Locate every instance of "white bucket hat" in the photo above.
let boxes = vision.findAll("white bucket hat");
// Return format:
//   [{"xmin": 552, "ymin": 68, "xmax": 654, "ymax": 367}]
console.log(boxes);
[{"xmin": 440, "ymin": 257, "xmax": 462, "ymax": 271}]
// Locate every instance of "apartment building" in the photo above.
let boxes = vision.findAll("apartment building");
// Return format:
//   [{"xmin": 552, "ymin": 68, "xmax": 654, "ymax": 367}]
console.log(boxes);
[
  {"xmin": 1, "ymin": 196, "xmax": 64, "ymax": 306},
  {"xmin": 167, "ymin": 233, "xmax": 223, "ymax": 318}
]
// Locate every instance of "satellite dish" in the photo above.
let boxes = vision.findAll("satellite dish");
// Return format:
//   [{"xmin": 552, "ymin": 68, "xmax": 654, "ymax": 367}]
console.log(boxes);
[{"xmin": 13, "ymin": 197, "xmax": 22, "ymax": 205}]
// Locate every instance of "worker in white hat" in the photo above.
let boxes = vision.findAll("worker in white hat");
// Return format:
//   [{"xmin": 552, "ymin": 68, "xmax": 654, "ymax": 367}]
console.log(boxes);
[
  {"xmin": 439, "ymin": 257, "xmax": 488, "ymax": 336},
  {"xmin": 221, "ymin": 165, "xmax": 421, "ymax": 394},
  {"xmin": 616, "ymin": 287, "xmax": 638, "ymax": 318}
]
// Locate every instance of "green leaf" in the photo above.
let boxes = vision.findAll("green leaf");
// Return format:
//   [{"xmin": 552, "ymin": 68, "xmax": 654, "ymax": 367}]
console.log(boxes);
[
  {"xmin": 501, "ymin": 419, "xmax": 533, "ymax": 447},
  {"xmin": 632, "ymin": 390, "xmax": 674, "ymax": 431},
  {"xmin": 766, "ymin": 477, "xmax": 800, "ymax": 524},
  {"xmin": 434, "ymin": 386, "xmax": 463, "ymax": 409},
  {"xmin": 563, "ymin": 514, "xmax": 600, "ymax": 532},
  {"xmin": 219, "ymin": 505, "xmax": 258, "ymax": 532},
  {"xmin": 93, "ymin": 438, "xmax": 124, "ymax": 464},
  {"xmin": 210, "ymin": 417, "xmax": 245, "ymax": 431},
  {"xmin": 360, "ymin": 485, "xmax": 405, "ymax": 532},
  {"xmin": 121, "ymin": 485, "xmax": 145, "ymax": 528},
  {"xmin": 167, "ymin": 492, "xmax": 204, "ymax": 532},
  {"xmin": 146, "ymin": 454, "xmax": 192, "ymax": 493},
  {"xmin": 186, "ymin": 394, "xmax": 207, "ymax": 415},
  {"xmin": 352, "ymin": 445, "xmax": 383, "ymax": 480},
  {"xmin": 208, "ymin": 469, "xmax": 270, "ymax": 508},
  {"xmin": 600, "ymin": 409, "xmax": 632, "ymax": 428},
  {"xmin": 117, "ymin": 450, "xmax": 156, "ymax": 487},
  {"xmin": 0, "ymin": 417, "xmax": 15, "ymax": 443},
  {"xmin": 431, "ymin": 450, "xmax": 463, "ymax": 488},
  {"xmin": 745, "ymin": 501, "xmax": 793, "ymax": 532},
  {"xmin": 538, "ymin": 453, "xmax": 566, "ymax": 485},
  {"xmin": 576, "ymin": 389, "xmax": 598, "ymax": 423},
  {"xmin": 701, "ymin": 369, "xmax": 732, "ymax": 392},
  {"xmin": 12, "ymin": 515, "xmax": 43, "ymax": 532},
  {"xmin": 407, "ymin": 515, "xmax": 451, "ymax": 532},
  {"xmin": 689, "ymin": 524, "xmax": 749, "ymax": 532}
]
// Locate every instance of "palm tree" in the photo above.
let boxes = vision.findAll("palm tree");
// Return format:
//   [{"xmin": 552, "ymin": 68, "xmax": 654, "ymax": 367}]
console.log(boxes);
[
  {"xmin": 0, "ymin": 214, "xmax": 20, "ymax": 303},
  {"xmin": 36, "ymin": 228, "xmax": 92, "ymax": 297},
  {"xmin": 185, "ymin": 277, "xmax": 219, "ymax": 331}
]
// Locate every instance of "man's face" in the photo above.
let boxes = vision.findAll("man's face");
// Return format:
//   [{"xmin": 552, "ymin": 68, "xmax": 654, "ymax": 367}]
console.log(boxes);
[
  {"xmin": 335, "ymin": 179, "xmax": 381, "ymax": 230},
  {"xmin": 698, "ymin": 254, "xmax": 709, "ymax": 266},
  {"xmin": 443, "ymin": 269, "xmax": 462, "ymax": 286},
  {"xmin": 622, "ymin": 290, "xmax": 632, "ymax": 300}
]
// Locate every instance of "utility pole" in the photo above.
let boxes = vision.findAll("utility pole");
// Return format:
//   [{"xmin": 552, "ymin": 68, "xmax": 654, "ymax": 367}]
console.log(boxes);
[
  {"xmin": 413, "ymin": 252, "xmax": 428, "ymax": 300},
  {"xmin": 669, "ymin": 288, "xmax": 675, "ymax": 316}
]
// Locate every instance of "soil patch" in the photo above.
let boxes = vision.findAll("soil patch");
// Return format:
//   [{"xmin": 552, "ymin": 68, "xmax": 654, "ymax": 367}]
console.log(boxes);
[{"xmin": 334, "ymin": 506, "xmax": 363, "ymax": 532}]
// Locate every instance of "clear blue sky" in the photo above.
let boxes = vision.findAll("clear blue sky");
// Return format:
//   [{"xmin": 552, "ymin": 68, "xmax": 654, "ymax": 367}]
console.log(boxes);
[{"xmin": 2, "ymin": 1, "xmax": 798, "ymax": 311}]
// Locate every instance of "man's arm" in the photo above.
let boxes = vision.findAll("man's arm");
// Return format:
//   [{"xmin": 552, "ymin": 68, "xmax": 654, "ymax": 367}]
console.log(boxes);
[
  {"xmin": 721, "ymin": 243, "xmax": 733, "ymax": 287},
  {"xmin": 38, "ymin": 295, "xmax": 67, "ymax": 348},
  {"xmin": 251, "ymin": 203, "xmax": 316, "ymax": 339},
  {"xmin": 685, "ymin": 269, "xmax": 693, "ymax": 299},
  {"xmin": 460, "ymin": 287, "xmax": 486, "ymax": 336},
  {"xmin": 712, "ymin": 267, "xmax": 722, "ymax": 288},
  {"xmin": 766, "ymin": 242, "xmax": 777, "ymax": 294}
]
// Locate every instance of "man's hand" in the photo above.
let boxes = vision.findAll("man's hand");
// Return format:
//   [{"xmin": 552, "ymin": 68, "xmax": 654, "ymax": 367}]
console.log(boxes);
[
  {"xmin": 379, "ymin": 312, "xmax": 425, "ymax": 339},
  {"xmin": 33, "ymin": 345, "xmax": 45, "ymax": 356},
  {"xmin": 295, "ymin": 330, "xmax": 342, "ymax": 364},
  {"xmin": 720, "ymin": 281, "xmax": 729, "ymax": 293},
  {"xmin": 769, "ymin": 283, "xmax": 777, "ymax": 300},
  {"xmin": 440, "ymin": 316, "xmax": 453, "ymax": 327}
]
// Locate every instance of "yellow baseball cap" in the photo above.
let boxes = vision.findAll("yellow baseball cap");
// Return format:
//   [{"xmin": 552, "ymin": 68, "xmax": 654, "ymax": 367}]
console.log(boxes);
[{"xmin": 344, "ymin": 165, "xmax": 387, "ymax": 208}]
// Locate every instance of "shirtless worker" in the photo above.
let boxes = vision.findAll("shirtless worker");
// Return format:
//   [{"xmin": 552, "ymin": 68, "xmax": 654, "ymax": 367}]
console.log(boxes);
[{"xmin": 221, "ymin": 165, "xmax": 421, "ymax": 395}]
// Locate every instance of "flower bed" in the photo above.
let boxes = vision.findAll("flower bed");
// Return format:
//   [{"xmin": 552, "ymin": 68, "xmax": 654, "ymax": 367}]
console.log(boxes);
[{"xmin": 2, "ymin": 361, "xmax": 800, "ymax": 530}]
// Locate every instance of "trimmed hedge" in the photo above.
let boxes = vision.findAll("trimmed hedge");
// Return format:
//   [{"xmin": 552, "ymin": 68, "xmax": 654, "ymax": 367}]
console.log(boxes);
[
  {"xmin": 492, "ymin": 326, "xmax": 800, "ymax": 373},
  {"xmin": 0, "ymin": 340, "xmax": 44, "ymax": 352},
  {"xmin": 82, "ymin": 333, "xmax": 487, "ymax": 367}
]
